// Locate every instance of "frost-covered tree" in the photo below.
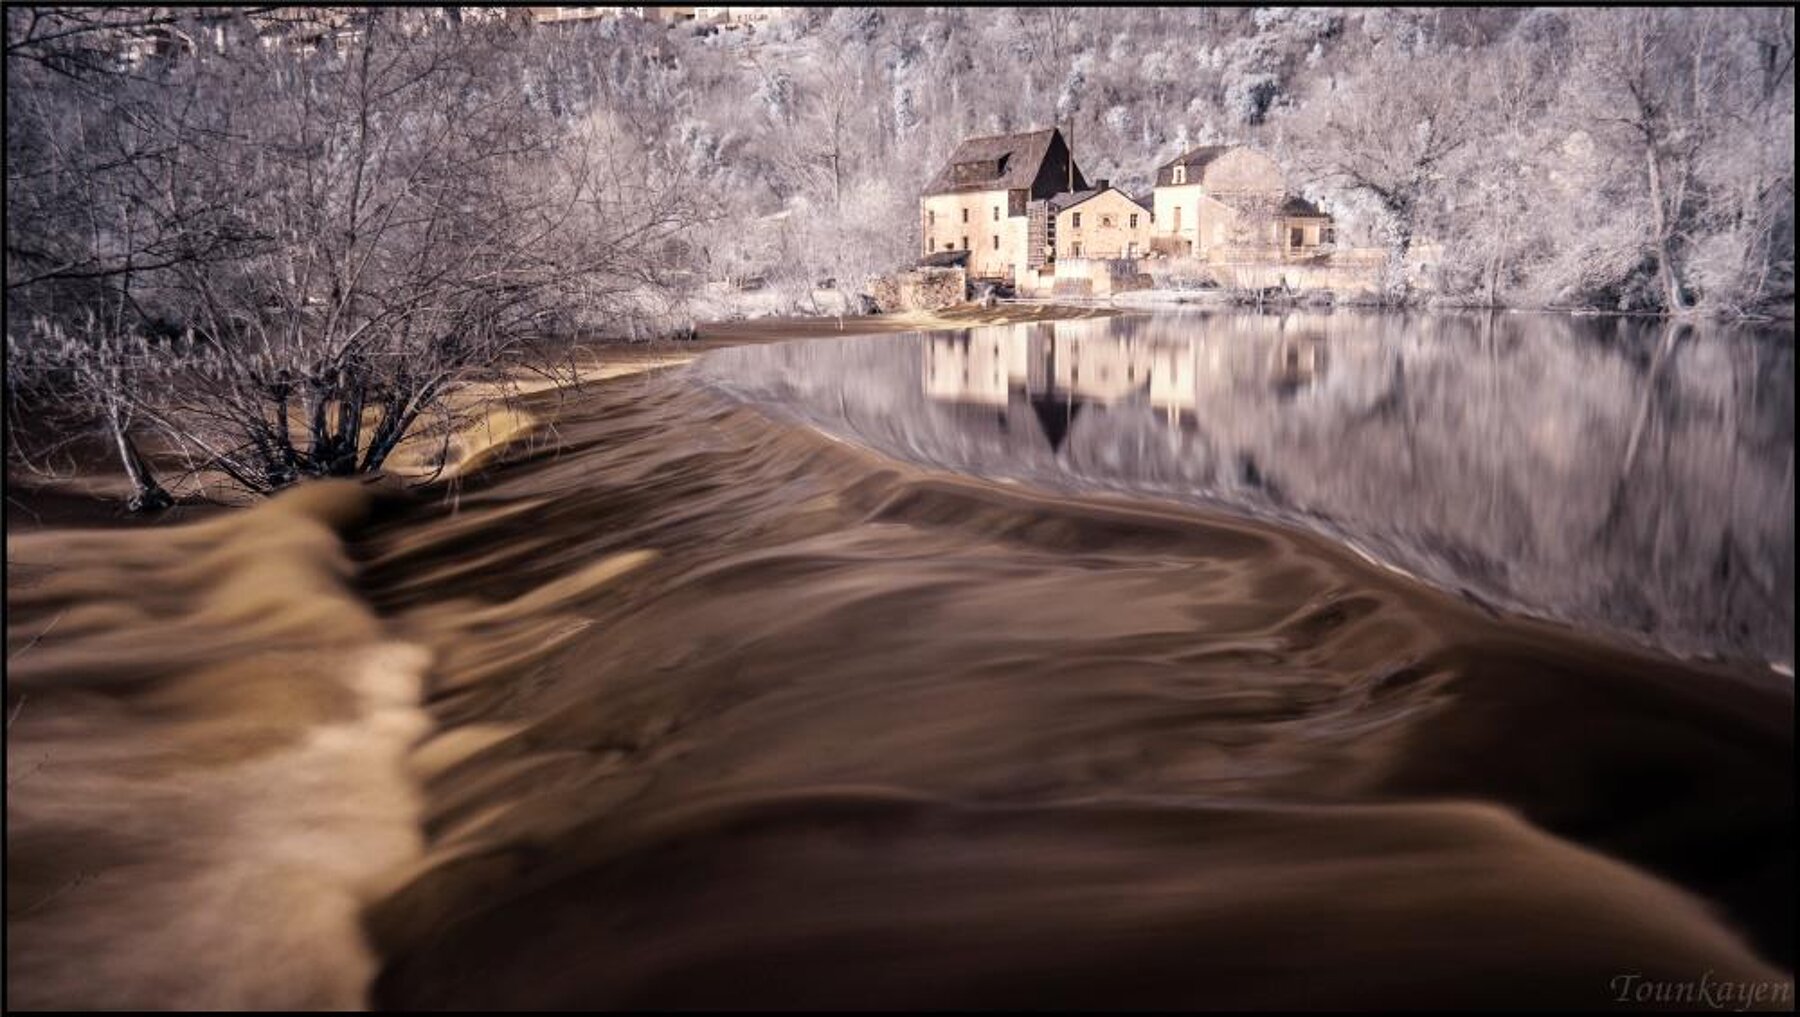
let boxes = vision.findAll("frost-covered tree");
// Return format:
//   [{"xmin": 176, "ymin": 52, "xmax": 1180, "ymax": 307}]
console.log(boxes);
[
  {"xmin": 1285, "ymin": 43, "xmax": 1481, "ymax": 297},
  {"xmin": 7, "ymin": 7, "xmax": 703, "ymax": 503}
]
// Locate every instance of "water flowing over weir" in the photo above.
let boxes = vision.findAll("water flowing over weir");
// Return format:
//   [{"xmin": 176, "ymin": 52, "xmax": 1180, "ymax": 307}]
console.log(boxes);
[
  {"xmin": 5, "ymin": 484, "xmax": 431, "ymax": 1009},
  {"xmin": 5, "ymin": 312, "xmax": 1795, "ymax": 1009}
]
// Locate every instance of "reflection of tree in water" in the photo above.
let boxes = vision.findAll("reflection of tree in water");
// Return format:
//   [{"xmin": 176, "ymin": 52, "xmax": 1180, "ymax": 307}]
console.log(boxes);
[
  {"xmin": 1170, "ymin": 310, "xmax": 1795, "ymax": 665},
  {"xmin": 1592, "ymin": 323, "xmax": 1793, "ymax": 648},
  {"xmin": 699, "ymin": 310, "xmax": 1794, "ymax": 664}
]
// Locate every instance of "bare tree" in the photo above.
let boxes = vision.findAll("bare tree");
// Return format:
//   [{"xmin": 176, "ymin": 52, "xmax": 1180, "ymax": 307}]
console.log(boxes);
[
  {"xmin": 1569, "ymin": 10, "xmax": 1711, "ymax": 312},
  {"xmin": 1563, "ymin": 8, "xmax": 1794, "ymax": 313},
  {"xmin": 7, "ymin": 6, "xmax": 701, "ymax": 505},
  {"xmin": 6, "ymin": 317, "xmax": 172, "ymax": 510},
  {"xmin": 1287, "ymin": 43, "xmax": 1480, "ymax": 300}
]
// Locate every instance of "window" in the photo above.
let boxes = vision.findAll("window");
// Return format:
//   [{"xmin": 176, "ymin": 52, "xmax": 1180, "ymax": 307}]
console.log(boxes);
[
  {"xmin": 1173, "ymin": 206, "xmax": 1182, "ymax": 231},
  {"xmin": 1172, "ymin": 165, "xmax": 1187, "ymax": 185},
  {"xmin": 929, "ymin": 238, "xmax": 937, "ymax": 252},
  {"xmin": 1100, "ymin": 215, "xmax": 1114, "ymax": 228},
  {"xmin": 1072, "ymin": 212, "xmax": 1082, "ymax": 228},
  {"xmin": 992, "ymin": 206, "xmax": 1000, "ymax": 222},
  {"xmin": 962, "ymin": 236, "xmax": 969, "ymax": 250},
  {"xmin": 1071, "ymin": 241, "xmax": 1082, "ymax": 257},
  {"xmin": 1129, "ymin": 213, "xmax": 1139, "ymax": 229},
  {"xmin": 961, "ymin": 208, "xmax": 969, "ymax": 223},
  {"xmin": 1322, "ymin": 226, "xmax": 1337, "ymax": 245},
  {"xmin": 1290, "ymin": 226, "xmax": 1305, "ymax": 248},
  {"xmin": 991, "ymin": 235, "xmax": 999, "ymax": 250}
]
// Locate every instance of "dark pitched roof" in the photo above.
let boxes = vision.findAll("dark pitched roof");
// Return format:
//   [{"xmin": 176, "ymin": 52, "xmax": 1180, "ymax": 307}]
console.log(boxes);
[
  {"xmin": 1049, "ymin": 186, "xmax": 1151, "ymax": 214},
  {"xmin": 1279, "ymin": 194, "xmax": 1327, "ymax": 218},
  {"xmin": 1154, "ymin": 144, "xmax": 1234, "ymax": 187},
  {"xmin": 1027, "ymin": 391, "xmax": 1085, "ymax": 453},
  {"xmin": 1048, "ymin": 187, "xmax": 1096, "ymax": 211},
  {"xmin": 938, "ymin": 386, "xmax": 1089, "ymax": 455},
  {"xmin": 925, "ymin": 128, "xmax": 1071, "ymax": 196}
]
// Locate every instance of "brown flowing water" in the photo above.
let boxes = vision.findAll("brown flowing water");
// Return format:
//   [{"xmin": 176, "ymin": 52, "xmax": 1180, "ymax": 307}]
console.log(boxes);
[{"xmin": 5, "ymin": 310, "xmax": 1794, "ymax": 1009}]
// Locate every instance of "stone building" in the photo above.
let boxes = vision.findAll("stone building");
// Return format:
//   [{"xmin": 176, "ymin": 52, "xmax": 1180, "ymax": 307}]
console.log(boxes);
[
  {"xmin": 1049, "ymin": 185, "xmax": 1153, "ymax": 261},
  {"xmin": 693, "ymin": 6, "xmax": 783, "ymax": 24},
  {"xmin": 1150, "ymin": 145, "xmax": 1334, "ymax": 261},
  {"xmin": 920, "ymin": 128, "xmax": 1087, "ymax": 283},
  {"xmin": 920, "ymin": 133, "xmax": 1349, "ymax": 294}
]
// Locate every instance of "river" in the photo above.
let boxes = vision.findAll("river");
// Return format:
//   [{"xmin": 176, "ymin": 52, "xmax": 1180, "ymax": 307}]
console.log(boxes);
[{"xmin": 5, "ymin": 309, "xmax": 1794, "ymax": 1009}]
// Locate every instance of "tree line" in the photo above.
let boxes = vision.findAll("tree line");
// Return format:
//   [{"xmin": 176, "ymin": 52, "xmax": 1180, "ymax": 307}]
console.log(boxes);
[{"xmin": 6, "ymin": 6, "xmax": 1793, "ymax": 509}]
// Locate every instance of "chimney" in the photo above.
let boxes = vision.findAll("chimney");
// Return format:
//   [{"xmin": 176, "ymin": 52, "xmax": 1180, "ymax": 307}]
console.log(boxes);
[{"xmin": 1064, "ymin": 125, "xmax": 1073, "ymax": 194}]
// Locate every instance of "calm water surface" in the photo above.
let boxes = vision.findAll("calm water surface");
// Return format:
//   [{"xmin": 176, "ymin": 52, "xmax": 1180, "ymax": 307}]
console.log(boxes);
[{"xmin": 699, "ymin": 310, "xmax": 1796, "ymax": 669}]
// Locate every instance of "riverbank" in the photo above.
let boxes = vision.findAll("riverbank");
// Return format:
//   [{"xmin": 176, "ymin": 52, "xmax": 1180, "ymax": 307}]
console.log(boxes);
[{"xmin": 3, "ymin": 302, "xmax": 1122, "ymax": 532}]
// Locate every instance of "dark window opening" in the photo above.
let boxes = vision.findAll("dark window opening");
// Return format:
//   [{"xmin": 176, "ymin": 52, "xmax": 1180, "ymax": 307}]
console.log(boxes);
[{"xmin": 951, "ymin": 157, "xmax": 1004, "ymax": 184}]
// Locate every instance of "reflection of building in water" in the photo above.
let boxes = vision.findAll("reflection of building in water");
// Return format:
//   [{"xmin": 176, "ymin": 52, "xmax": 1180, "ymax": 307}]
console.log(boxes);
[
  {"xmin": 817, "ymin": 310, "xmax": 1794, "ymax": 666},
  {"xmin": 922, "ymin": 316, "xmax": 1337, "ymax": 446},
  {"xmin": 922, "ymin": 330, "xmax": 1026, "ymax": 407},
  {"xmin": 922, "ymin": 325, "xmax": 1101, "ymax": 452},
  {"xmin": 1269, "ymin": 335, "xmax": 1329, "ymax": 398}
]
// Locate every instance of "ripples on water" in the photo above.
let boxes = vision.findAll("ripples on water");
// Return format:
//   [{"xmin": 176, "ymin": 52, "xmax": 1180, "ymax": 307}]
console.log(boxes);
[
  {"xmin": 5, "ymin": 311, "xmax": 1794, "ymax": 1009},
  {"xmin": 697, "ymin": 310, "xmax": 1795, "ymax": 669}
]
